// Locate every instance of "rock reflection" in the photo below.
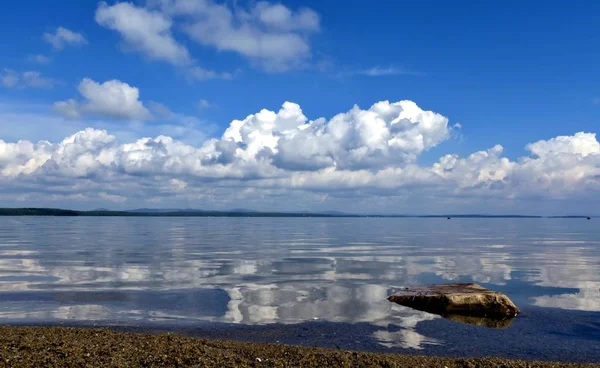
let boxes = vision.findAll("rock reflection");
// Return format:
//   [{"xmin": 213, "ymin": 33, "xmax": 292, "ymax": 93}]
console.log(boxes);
[{"xmin": 442, "ymin": 314, "xmax": 515, "ymax": 328}]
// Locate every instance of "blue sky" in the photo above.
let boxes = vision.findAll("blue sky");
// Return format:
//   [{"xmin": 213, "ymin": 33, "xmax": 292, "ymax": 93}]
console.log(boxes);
[{"xmin": 0, "ymin": 0, "xmax": 599, "ymax": 213}]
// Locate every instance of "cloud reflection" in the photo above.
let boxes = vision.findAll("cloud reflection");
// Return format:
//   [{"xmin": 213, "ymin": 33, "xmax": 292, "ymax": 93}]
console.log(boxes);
[{"xmin": 0, "ymin": 217, "xmax": 599, "ymax": 351}]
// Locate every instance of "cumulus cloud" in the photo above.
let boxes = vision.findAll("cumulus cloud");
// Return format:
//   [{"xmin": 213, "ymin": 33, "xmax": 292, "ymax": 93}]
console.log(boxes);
[
  {"xmin": 162, "ymin": 0, "xmax": 320, "ymax": 71},
  {"xmin": 95, "ymin": 2, "xmax": 234, "ymax": 79},
  {"xmin": 43, "ymin": 27, "xmax": 88, "ymax": 50},
  {"xmin": 1, "ymin": 69, "xmax": 57, "ymax": 89},
  {"xmin": 53, "ymin": 78, "xmax": 151, "ymax": 120},
  {"xmin": 1, "ymin": 100, "xmax": 599, "ymax": 211},
  {"xmin": 97, "ymin": 0, "xmax": 321, "ymax": 72},
  {"xmin": 222, "ymin": 100, "xmax": 450, "ymax": 171},
  {"xmin": 95, "ymin": 2, "xmax": 191, "ymax": 66},
  {"xmin": 526, "ymin": 132, "xmax": 600, "ymax": 158},
  {"xmin": 429, "ymin": 133, "xmax": 600, "ymax": 200},
  {"xmin": 2, "ymin": 100, "xmax": 450, "ymax": 180},
  {"xmin": 252, "ymin": 2, "xmax": 320, "ymax": 32}
]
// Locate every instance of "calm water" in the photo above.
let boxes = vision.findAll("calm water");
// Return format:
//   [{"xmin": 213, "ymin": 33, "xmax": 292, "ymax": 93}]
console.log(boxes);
[{"xmin": 0, "ymin": 217, "xmax": 599, "ymax": 361}]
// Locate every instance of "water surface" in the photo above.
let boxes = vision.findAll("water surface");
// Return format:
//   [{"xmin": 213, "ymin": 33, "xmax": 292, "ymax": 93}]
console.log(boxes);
[{"xmin": 0, "ymin": 217, "xmax": 599, "ymax": 361}]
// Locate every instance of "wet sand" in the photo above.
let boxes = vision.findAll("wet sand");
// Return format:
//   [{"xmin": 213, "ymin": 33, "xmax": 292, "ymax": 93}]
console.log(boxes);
[{"xmin": 0, "ymin": 326, "xmax": 597, "ymax": 367}]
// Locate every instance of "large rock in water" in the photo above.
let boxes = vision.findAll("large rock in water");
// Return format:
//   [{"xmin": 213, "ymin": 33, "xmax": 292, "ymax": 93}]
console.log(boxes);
[{"xmin": 388, "ymin": 283, "xmax": 519, "ymax": 319}]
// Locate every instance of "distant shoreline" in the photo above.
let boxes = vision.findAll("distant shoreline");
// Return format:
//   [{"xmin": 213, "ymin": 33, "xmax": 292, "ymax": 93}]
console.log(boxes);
[{"xmin": 0, "ymin": 208, "xmax": 592, "ymax": 218}]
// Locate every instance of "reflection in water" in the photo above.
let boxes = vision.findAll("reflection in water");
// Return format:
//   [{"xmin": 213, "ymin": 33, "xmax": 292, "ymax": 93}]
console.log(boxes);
[
  {"xmin": 442, "ymin": 314, "xmax": 515, "ymax": 329},
  {"xmin": 533, "ymin": 286, "xmax": 600, "ymax": 312},
  {"xmin": 0, "ymin": 217, "xmax": 599, "ymax": 351},
  {"xmin": 373, "ymin": 329, "xmax": 441, "ymax": 350}
]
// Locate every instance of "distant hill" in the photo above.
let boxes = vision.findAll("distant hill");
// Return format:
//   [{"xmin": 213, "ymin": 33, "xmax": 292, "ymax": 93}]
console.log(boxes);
[
  {"xmin": 418, "ymin": 214, "xmax": 544, "ymax": 218},
  {"xmin": 319, "ymin": 211, "xmax": 350, "ymax": 216},
  {"xmin": 228, "ymin": 208, "xmax": 258, "ymax": 213},
  {"xmin": 0, "ymin": 208, "xmax": 80, "ymax": 216},
  {"xmin": 129, "ymin": 208, "xmax": 341, "ymax": 215},
  {"xmin": 0, "ymin": 207, "xmax": 589, "ymax": 218},
  {"xmin": 127, "ymin": 208, "xmax": 204, "ymax": 213},
  {"xmin": 0, "ymin": 208, "xmax": 351, "ymax": 218}
]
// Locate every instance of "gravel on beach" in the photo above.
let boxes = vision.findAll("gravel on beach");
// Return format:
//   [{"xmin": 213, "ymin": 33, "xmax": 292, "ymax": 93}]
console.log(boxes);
[{"xmin": 0, "ymin": 326, "xmax": 597, "ymax": 368}]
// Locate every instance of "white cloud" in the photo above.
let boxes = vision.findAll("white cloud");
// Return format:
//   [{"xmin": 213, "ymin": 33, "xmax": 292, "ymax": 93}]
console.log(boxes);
[
  {"xmin": 1, "ymin": 69, "xmax": 57, "ymax": 89},
  {"xmin": 96, "ymin": 1, "xmax": 321, "ymax": 73},
  {"xmin": 336, "ymin": 66, "xmax": 423, "ymax": 78},
  {"xmin": 221, "ymin": 100, "xmax": 450, "ymax": 171},
  {"xmin": 186, "ymin": 66, "xmax": 233, "ymax": 81},
  {"xmin": 252, "ymin": 2, "xmax": 320, "ymax": 32},
  {"xmin": 43, "ymin": 27, "xmax": 88, "ymax": 50},
  {"xmin": 526, "ymin": 132, "xmax": 600, "ymax": 158},
  {"xmin": 357, "ymin": 66, "xmax": 422, "ymax": 77},
  {"xmin": 22, "ymin": 71, "xmax": 57, "ymax": 88},
  {"xmin": 145, "ymin": 0, "xmax": 321, "ymax": 71},
  {"xmin": 95, "ymin": 2, "xmax": 191, "ymax": 66},
  {"xmin": 197, "ymin": 99, "xmax": 212, "ymax": 109},
  {"xmin": 4, "ymin": 100, "xmax": 452, "ymax": 182},
  {"xmin": 1, "ymin": 100, "xmax": 599, "ymax": 212},
  {"xmin": 27, "ymin": 54, "xmax": 52, "ymax": 64},
  {"xmin": 99, "ymin": 192, "xmax": 127, "ymax": 203},
  {"xmin": 95, "ymin": 2, "xmax": 233, "ymax": 79},
  {"xmin": 0, "ymin": 69, "xmax": 19, "ymax": 88},
  {"xmin": 53, "ymin": 78, "xmax": 151, "ymax": 120},
  {"xmin": 104, "ymin": 0, "xmax": 320, "ymax": 72}
]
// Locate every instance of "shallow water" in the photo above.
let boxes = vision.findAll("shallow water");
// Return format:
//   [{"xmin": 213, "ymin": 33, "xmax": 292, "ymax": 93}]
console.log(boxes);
[{"xmin": 0, "ymin": 217, "xmax": 599, "ymax": 361}]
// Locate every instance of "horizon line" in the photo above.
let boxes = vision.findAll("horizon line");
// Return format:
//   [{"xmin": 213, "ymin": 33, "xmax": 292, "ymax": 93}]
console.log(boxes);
[{"xmin": 0, "ymin": 207, "xmax": 594, "ymax": 218}]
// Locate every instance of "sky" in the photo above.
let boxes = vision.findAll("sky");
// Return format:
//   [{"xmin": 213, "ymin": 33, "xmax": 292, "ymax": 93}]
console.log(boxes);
[{"xmin": 0, "ymin": 0, "xmax": 599, "ymax": 214}]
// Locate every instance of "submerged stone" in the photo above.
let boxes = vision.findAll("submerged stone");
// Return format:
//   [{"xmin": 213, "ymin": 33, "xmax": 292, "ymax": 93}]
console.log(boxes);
[{"xmin": 388, "ymin": 283, "xmax": 519, "ymax": 323}]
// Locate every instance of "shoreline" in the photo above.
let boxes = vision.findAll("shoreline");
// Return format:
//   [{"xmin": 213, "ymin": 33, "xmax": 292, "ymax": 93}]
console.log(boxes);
[
  {"xmin": 0, "ymin": 326, "xmax": 597, "ymax": 367},
  {"xmin": 2, "ymin": 207, "xmax": 577, "ymax": 218}
]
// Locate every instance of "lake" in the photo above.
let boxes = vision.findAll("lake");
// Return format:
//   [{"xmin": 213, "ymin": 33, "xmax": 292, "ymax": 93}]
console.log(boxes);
[{"xmin": 0, "ymin": 217, "xmax": 598, "ymax": 362}]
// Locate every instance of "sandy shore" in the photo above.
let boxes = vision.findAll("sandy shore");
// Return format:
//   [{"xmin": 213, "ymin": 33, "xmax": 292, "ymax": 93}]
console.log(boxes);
[{"xmin": 0, "ymin": 326, "xmax": 596, "ymax": 367}]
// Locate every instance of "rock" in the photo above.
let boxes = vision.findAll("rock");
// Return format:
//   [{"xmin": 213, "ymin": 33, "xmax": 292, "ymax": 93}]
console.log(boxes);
[{"xmin": 387, "ymin": 283, "xmax": 519, "ymax": 321}]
